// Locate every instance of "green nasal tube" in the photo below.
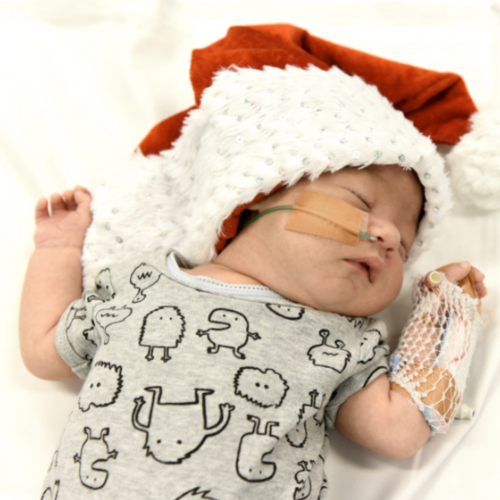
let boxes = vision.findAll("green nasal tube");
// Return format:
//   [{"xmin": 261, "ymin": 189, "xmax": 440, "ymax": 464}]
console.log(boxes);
[
  {"xmin": 241, "ymin": 206, "xmax": 294, "ymax": 230},
  {"xmin": 359, "ymin": 232, "xmax": 379, "ymax": 241}
]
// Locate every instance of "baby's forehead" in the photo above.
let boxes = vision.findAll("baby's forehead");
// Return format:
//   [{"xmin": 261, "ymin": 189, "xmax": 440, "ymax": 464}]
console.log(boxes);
[{"xmin": 303, "ymin": 164, "xmax": 420, "ymax": 193}]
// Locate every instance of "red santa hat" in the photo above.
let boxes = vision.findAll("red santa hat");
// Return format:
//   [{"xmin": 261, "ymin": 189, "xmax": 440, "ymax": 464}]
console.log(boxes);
[{"xmin": 82, "ymin": 24, "xmax": 497, "ymax": 286}]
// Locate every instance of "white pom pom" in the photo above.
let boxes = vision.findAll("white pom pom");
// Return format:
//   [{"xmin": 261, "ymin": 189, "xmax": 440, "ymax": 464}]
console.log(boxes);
[{"xmin": 447, "ymin": 111, "xmax": 500, "ymax": 211}]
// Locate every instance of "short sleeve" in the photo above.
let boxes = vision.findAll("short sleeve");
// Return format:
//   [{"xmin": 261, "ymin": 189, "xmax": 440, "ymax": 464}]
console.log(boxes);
[
  {"xmin": 324, "ymin": 317, "xmax": 390, "ymax": 428},
  {"xmin": 54, "ymin": 293, "xmax": 98, "ymax": 379}
]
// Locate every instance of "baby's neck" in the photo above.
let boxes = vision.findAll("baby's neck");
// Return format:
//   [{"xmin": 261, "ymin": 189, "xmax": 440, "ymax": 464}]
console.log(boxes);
[
  {"xmin": 181, "ymin": 229, "xmax": 271, "ymax": 287},
  {"xmin": 180, "ymin": 261, "xmax": 264, "ymax": 286}
]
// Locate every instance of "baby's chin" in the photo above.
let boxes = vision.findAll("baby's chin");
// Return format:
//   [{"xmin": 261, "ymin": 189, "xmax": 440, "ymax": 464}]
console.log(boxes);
[
  {"xmin": 310, "ymin": 286, "xmax": 401, "ymax": 317},
  {"xmin": 334, "ymin": 302, "xmax": 392, "ymax": 318}
]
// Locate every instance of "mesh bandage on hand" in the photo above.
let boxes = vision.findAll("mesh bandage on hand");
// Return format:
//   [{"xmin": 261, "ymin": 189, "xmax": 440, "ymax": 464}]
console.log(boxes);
[{"xmin": 389, "ymin": 267, "xmax": 482, "ymax": 434}]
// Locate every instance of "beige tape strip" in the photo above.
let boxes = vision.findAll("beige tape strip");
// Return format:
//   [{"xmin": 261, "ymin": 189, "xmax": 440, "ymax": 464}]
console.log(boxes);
[{"xmin": 285, "ymin": 191, "xmax": 369, "ymax": 245}]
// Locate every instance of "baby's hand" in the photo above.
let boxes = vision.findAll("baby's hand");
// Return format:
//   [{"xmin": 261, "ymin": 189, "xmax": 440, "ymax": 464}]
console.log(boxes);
[
  {"xmin": 34, "ymin": 186, "xmax": 92, "ymax": 250},
  {"xmin": 441, "ymin": 262, "xmax": 487, "ymax": 299}
]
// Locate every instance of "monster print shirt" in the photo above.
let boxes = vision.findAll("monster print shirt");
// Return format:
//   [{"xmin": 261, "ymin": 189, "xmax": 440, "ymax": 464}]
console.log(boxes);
[{"xmin": 44, "ymin": 251, "xmax": 389, "ymax": 500}]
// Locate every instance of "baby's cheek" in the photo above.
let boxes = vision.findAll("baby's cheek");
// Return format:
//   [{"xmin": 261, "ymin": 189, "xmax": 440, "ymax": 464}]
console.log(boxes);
[{"xmin": 385, "ymin": 264, "xmax": 404, "ymax": 297}]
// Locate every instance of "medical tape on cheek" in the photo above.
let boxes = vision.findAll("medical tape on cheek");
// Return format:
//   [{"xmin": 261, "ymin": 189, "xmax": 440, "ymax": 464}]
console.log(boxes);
[{"xmin": 285, "ymin": 191, "xmax": 370, "ymax": 245}]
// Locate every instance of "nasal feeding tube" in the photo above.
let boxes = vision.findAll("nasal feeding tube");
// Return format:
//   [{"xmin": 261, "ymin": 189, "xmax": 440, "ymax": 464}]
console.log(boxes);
[{"xmin": 242, "ymin": 191, "xmax": 379, "ymax": 245}]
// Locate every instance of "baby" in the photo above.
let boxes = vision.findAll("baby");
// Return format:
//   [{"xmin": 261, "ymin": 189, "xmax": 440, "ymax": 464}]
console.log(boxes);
[
  {"xmin": 20, "ymin": 172, "xmax": 486, "ymax": 498},
  {"xmin": 19, "ymin": 60, "xmax": 487, "ymax": 499}
]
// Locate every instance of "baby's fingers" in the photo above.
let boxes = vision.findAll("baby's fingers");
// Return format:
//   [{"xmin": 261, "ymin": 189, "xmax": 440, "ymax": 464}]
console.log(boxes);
[
  {"xmin": 66, "ymin": 185, "xmax": 91, "ymax": 210},
  {"xmin": 34, "ymin": 197, "xmax": 50, "ymax": 223},
  {"xmin": 49, "ymin": 192, "xmax": 67, "ymax": 215},
  {"xmin": 74, "ymin": 185, "xmax": 91, "ymax": 196},
  {"xmin": 443, "ymin": 262, "xmax": 471, "ymax": 284},
  {"xmin": 472, "ymin": 267, "xmax": 488, "ymax": 298},
  {"xmin": 73, "ymin": 188, "xmax": 93, "ymax": 224},
  {"xmin": 62, "ymin": 189, "xmax": 77, "ymax": 211}
]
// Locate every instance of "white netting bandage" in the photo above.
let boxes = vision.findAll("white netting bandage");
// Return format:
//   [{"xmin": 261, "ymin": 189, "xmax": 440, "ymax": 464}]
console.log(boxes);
[{"xmin": 389, "ymin": 273, "xmax": 482, "ymax": 434}]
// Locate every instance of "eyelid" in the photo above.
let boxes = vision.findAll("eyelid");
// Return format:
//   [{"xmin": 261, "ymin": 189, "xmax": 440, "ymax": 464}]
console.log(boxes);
[{"xmin": 348, "ymin": 189, "xmax": 370, "ymax": 210}]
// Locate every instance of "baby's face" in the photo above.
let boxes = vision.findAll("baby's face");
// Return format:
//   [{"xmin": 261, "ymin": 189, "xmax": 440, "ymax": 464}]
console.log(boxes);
[{"xmin": 244, "ymin": 164, "xmax": 423, "ymax": 316}]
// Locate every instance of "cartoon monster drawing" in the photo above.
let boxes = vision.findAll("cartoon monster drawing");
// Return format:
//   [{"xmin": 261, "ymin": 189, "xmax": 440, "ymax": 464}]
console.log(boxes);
[
  {"xmin": 79, "ymin": 361, "xmax": 123, "ymax": 412},
  {"xmin": 73, "ymin": 427, "xmax": 118, "ymax": 490},
  {"xmin": 130, "ymin": 263, "xmax": 164, "ymax": 303},
  {"xmin": 266, "ymin": 304, "xmax": 305, "ymax": 320},
  {"xmin": 294, "ymin": 460, "xmax": 315, "ymax": 500},
  {"xmin": 175, "ymin": 487, "xmax": 218, "ymax": 499},
  {"xmin": 234, "ymin": 367, "xmax": 289, "ymax": 408},
  {"xmin": 95, "ymin": 268, "xmax": 115, "ymax": 300},
  {"xmin": 85, "ymin": 293, "xmax": 105, "ymax": 304},
  {"xmin": 65, "ymin": 305, "xmax": 96, "ymax": 362},
  {"xmin": 139, "ymin": 306, "xmax": 185, "ymax": 362},
  {"xmin": 83, "ymin": 324, "xmax": 99, "ymax": 347},
  {"xmin": 307, "ymin": 330, "xmax": 351, "ymax": 373},
  {"xmin": 346, "ymin": 316, "xmax": 365, "ymax": 329},
  {"xmin": 359, "ymin": 328, "xmax": 385, "ymax": 364},
  {"xmin": 197, "ymin": 309, "xmax": 260, "ymax": 359},
  {"xmin": 317, "ymin": 477, "xmax": 328, "ymax": 500},
  {"xmin": 132, "ymin": 387, "xmax": 234, "ymax": 464},
  {"xmin": 236, "ymin": 415, "xmax": 279, "ymax": 482},
  {"xmin": 286, "ymin": 390, "xmax": 325, "ymax": 448},
  {"xmin": 95, "ymin": 306, "xmax": 132, "ymax": 344},
  {"xmin": 41, "ymin": 480, "xmax": 59, "ymax": 500}
]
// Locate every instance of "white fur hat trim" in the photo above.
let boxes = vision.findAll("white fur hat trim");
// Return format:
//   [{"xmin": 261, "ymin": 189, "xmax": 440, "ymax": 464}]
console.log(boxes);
[
  {"xmin": 447, "ymin": 111, "xmax": 500, "ymax": 211},
  {"xmin": 82, "ymin": 65, "xmax": 452, "ymax": 289}
]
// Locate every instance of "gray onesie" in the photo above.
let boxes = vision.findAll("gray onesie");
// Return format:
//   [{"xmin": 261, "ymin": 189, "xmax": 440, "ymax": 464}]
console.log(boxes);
[{"xmin": 41, "ymin": 251, "xmax": 389, "ymax": 500}]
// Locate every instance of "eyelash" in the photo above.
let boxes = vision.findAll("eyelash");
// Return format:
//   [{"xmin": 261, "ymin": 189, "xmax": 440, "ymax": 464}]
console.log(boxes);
[{"xmin": 349, "ymin": 189, "xmax": 370, "ymax": 209}]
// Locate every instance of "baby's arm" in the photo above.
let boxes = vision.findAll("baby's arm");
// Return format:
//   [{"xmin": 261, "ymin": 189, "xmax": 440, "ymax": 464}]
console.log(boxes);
[
  {"xmin": 335, "ymin": 263, "xmax": 487, "ymax": 459},
  {"xmin": 19, "ymin": 187, "xmax": 92, "ymax": 381}
]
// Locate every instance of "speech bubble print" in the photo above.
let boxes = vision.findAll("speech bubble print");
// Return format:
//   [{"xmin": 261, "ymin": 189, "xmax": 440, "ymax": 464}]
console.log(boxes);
[
  {"xmin": 79, "ymin": 361, "xmax": 123, "ymax": 412},
  {"xmin": 175, "ymin": 488, "xmax": 218, "ymax": 500},
  {"xmin": 95, "ymin": 306, "xmax": 132, "ymax": 344},
  {"xmin": 130, "ymin": 263, "xmax": 164, "ymax": 303},
  {"xmin": 266, "ymin": 304, "xmax": 305, "ymax": 320},
  {"xmin": 234, "ymin": 367, "xmax": 289, "ymax": 408},
  {"xmin": 346, "ymin": 316, "xmax": 366, "ymax": 330}
]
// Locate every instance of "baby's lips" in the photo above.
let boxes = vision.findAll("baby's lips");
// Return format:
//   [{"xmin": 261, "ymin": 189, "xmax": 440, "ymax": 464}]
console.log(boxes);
[{"xmin": 355, "ymin": 256, "xmax": 384, "ymax": 283}]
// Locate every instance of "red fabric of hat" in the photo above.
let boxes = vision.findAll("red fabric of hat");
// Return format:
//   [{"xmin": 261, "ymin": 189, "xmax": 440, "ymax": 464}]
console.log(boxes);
[{"xmin": 139, "ymin": 23, "xmax": 477, "ymax": 157}]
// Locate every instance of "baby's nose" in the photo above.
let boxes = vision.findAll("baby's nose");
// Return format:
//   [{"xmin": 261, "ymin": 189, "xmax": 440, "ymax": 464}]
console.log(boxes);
[{"xmin": 367, "ymin": 218, "xmax": 401, "ymax": 254}]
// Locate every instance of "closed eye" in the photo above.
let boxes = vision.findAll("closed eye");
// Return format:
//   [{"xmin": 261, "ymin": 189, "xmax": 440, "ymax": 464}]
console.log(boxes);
[{"xmin": 348, "ymin": 189, "xmax": 370, "ymax": 210}]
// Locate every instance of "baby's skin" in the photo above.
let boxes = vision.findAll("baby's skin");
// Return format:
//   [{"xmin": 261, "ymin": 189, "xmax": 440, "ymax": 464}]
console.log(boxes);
[{"xmin": 19, "ymin": 165, "xmax": 487, "ymax": 460}]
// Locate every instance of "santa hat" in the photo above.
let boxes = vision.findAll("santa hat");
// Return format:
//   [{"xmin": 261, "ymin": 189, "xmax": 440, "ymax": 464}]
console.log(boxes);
[{"xmin": 82, "ymin": 24, "xmax": 496, "ymax": 287}]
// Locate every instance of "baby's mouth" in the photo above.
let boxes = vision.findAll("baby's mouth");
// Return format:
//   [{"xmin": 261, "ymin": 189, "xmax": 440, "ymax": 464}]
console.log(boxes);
[{"xmin": 345, "ymin": 257, "xmax": 383, "ymax": 283}]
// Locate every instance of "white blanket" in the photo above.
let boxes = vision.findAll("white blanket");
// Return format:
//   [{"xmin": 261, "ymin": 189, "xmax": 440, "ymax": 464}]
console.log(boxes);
[{"xmin": 2, "ymin": 1, "xmax": 499, "ymax": 499}]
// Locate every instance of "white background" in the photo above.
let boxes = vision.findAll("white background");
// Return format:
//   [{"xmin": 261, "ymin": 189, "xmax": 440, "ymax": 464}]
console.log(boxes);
[{"xmin": 1, "ymin": 1, "xmax": 499, "ymax": 499}]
